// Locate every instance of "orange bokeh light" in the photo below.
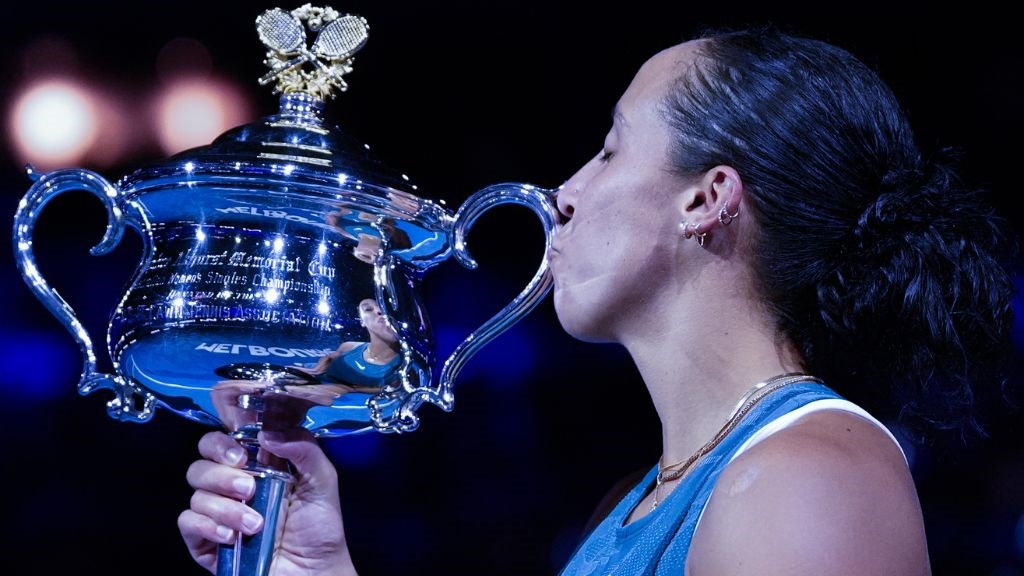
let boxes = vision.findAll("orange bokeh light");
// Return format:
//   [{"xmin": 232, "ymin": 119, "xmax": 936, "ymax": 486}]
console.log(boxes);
[{"xmin": 153, "ymin": 76, "xmax": 251, "ymax": 155}]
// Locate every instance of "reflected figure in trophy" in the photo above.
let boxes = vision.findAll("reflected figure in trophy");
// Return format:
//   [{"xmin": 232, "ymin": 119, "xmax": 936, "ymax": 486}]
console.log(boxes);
[
  {"xmin": 296, "ymin": 297, "xmax": 402, "ymax": 392},
  {"xmin": 209, "ymin": 298, "xmax": 402, "ymax": 433}
]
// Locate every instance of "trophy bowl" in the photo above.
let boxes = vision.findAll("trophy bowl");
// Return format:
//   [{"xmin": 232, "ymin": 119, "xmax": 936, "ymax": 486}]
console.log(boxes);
[{"xmin": 12, "ymin": 5, "xmax": 559, "ymax": 575}]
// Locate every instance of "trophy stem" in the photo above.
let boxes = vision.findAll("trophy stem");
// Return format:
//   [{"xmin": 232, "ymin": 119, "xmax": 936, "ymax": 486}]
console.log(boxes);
[{"xmin": 216, "ymin": 401, "xmax": 295, "ymax": 576}]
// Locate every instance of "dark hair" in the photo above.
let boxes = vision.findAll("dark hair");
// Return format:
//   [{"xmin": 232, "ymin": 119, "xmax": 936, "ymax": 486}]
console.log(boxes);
[{"xmin": 661, "ymin": 26, "xmax": 1016, "ymax": 442}]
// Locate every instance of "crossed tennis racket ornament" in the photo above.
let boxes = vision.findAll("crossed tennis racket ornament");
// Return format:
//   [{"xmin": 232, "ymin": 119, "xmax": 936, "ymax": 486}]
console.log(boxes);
[{"xmin": 257, "ymin": 4, "xmax": 369, "ymax": 99}]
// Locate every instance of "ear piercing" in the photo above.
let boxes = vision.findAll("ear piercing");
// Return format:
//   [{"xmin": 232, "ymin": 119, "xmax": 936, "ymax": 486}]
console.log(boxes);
[
  {"xmin": 718, "ymin": 205, "xmax": 740, "ymax": 225},
  {"xmin": 679, "ymin": 220, "xmax": 707, "ymax": 247},
  {"xmin": 682, "ymin": 202, "xmax": 739, "ymax": 247}
]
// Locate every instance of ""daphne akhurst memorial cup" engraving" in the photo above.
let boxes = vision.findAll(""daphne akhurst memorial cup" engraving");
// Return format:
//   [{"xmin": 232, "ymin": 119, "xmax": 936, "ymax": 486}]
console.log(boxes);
[{"xmin": 13, "ymin": 4, "xmax": 559, "ymax": 575}]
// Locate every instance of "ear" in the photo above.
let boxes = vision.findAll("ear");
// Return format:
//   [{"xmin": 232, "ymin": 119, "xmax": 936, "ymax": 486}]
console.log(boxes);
[{"xmin": 679, "ymin": 165, "xmax": 744, "ymax": 241}]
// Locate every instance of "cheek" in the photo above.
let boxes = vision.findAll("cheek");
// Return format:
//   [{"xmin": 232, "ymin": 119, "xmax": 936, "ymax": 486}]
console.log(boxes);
[{"xmin": 550, "ymin": 241, "xmax": 644, "ymax": 341}]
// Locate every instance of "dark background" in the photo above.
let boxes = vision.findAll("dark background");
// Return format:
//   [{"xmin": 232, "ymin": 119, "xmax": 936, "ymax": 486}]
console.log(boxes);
[{"xmin": 2, "ymin": 1, "xmax": 1022, "ymax": 574}]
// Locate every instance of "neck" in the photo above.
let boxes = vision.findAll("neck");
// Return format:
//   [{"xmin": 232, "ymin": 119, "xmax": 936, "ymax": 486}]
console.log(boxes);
[
  {"xmin": 363, "ymin": 340, "xmax": 397, "ymax": 364},
  {"xmin": 620, "ymin": 282, "xmax": 804, "ymax": 469}
]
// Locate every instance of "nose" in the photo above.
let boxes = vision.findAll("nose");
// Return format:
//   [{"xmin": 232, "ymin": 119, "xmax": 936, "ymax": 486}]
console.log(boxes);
[
  {"xmin": 556, "ymin": 180, "xmax": 579, "ymax": 219},
  {"xmin": 557, "ymin": 152, "xmax": 601, "ymax": 220}
]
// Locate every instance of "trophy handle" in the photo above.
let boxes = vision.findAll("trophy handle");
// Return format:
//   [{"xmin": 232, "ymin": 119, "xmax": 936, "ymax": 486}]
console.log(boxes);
[
  {"xmin": 12, "ymin": 165, "xmax": 156, "ymax": 422},
  {"xmin": 439, "ymin": 182, "xmax": 560, "ymax": 394}
]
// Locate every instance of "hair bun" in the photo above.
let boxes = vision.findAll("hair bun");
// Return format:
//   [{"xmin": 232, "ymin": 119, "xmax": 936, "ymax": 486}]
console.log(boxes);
[
  {"xmin": 850, "ymin": 190, "xmax": 912, "ymax": 251},
  {"xmin": 850, "ymin": 160, "xmax": 955, "ymax": 251},
  {"xmin": 879, "ymin": 164, "xmax": 924, "ymax": 193}
]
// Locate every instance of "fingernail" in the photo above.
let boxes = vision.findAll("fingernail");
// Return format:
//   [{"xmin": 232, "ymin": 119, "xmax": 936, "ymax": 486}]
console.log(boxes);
[
  {"xmin": 216, "ymin": 525, "xmax": 234, "ymax": 542},
  {"xmin": 233, "ymin": 476, "xmax": 255, "ymax": 497},
  {"xmin": 226, "ymin": 447, "xmax": 246, "ymax": 465},
  {"xmin": 242, "ymin": 512, "xmax": 263, "ymax": 533}
]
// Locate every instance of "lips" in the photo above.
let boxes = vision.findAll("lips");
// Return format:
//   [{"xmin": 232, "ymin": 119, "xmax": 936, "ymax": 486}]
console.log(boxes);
[
  {"xmin": 546, "ymin": 247, "xmax": 559, "ymax": 264},
  {"xmin": 548, "ymin": 224, "xmax": 570, "ymax": 260},
  {"xmin": 548, "ymin": 237, "xmax": 564, "ymax": 257}
]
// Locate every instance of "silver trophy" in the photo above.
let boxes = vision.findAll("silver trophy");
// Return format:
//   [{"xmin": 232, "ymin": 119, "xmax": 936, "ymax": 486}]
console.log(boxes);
[{"xmin": 12, "ymin": 5, "xmax": 558, "ymax": 575}]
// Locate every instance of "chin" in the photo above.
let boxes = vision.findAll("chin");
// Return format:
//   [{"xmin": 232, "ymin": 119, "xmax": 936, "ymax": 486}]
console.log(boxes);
[{"xmin": 553, "ymin": 291, "xmax": 609, "ymax": 344}]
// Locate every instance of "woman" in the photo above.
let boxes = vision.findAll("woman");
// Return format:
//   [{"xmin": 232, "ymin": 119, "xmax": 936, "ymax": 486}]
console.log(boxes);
[
  {"xmin": 177, "ymin": 27, "xmax": 1014, "ymax": 574},
  {"xmin": 298, "ymin": 297, "xmax": 402, "ymax": 392},
  {"xmin": 207, "ymin": 298, "xmax": 400, "ymax": 434}
]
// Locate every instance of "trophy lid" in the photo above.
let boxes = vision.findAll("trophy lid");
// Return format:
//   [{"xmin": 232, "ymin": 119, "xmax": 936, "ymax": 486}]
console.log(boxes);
[{"xmin": 114, "ymin": 4, "xmax": 451, "ymax": 253}]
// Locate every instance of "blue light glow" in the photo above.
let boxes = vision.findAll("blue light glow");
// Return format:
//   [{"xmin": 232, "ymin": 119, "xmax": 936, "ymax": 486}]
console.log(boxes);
[
  {"xmin": 1011, "ymin": 271, "xmax": 1024, "ymax": 352},
  {"xmin": 323, "ymin": 430, "xmax": 384, "ymax": 469},
  {"xmin": 0, "ymin": 330, "xmax": 79, "ymax": 404},
  {"xmin": 435, "ymin": 323, "xmax": 537, "ymax": 390}
]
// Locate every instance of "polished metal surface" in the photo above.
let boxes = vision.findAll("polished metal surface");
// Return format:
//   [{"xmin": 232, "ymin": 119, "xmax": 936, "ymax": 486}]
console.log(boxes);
[
  {"xmin": 12, "ymin": 5, "xmax": 558, "ymax": 575},
  {"xmin": 13, "ymin": 94, "xmax": 559, "ymax": 435}
]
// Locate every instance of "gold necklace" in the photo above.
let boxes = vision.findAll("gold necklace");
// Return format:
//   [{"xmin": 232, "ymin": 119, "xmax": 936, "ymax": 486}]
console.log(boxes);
[
  {"xmin": 650, "ymin": 372, "xmax": 822, "ymax": 512},
  {"xmin": 363, "ymin": 344, "xmax": 396, "ymax": 364}
]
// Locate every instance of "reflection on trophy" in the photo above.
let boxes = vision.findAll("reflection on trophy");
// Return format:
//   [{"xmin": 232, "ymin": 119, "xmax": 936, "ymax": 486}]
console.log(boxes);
[
  {"xmin": 12, "ymin": 5, "xmax": 559, "ymax": 575},
  {"xmin": 295, "ymin": 298, "xmax": 403, "ymax": 389}
]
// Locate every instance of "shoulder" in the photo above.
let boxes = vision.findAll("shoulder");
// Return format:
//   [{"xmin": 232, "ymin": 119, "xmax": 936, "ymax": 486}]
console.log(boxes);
[
  {"xmin": 337, "ymin": 341, "xmax": 361, "ymax": 354},
  {"xmin": 687, "ymin": 409, "xmax": 930, "ymax": 576}
]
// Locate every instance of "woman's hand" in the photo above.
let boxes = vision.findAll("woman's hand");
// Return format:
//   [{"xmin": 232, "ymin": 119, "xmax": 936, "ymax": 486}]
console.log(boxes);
[{"xmin": 178, "ymin": 428, "xmax": 357, "ymax": 575}]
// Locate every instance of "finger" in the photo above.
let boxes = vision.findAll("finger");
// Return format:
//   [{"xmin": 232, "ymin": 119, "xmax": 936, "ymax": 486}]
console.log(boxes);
[
  {"xmin": 197, "ymin": 431, "xmax": 248, "ymax": 468},
  {"xmin": 178, "ymin": 506, "xmax": 237, "ymax": 546},
  {"xmin": 186, "ymin": 459, "xmax": 256, "ymax": 501},
  {"xmin": 177, "ymin": 509, "xmax": 227, "ymax": 574},
  {"xmin": 189, "ymin": 488, "xmax": 264, "ymax": 536}
]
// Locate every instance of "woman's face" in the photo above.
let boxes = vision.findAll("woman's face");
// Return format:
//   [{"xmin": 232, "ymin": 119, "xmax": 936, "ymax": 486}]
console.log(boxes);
[
  {"xmin": 549, "ymin": 42, "xmax": 698, "ymax": 343},
  {"xmin": 358, "ymin": 298, "xmax": 397, "ymax": 342}
]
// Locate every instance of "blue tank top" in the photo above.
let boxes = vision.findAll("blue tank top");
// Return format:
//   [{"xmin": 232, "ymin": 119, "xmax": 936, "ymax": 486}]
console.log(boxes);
[
  {"xmin": 559, "ymin": 380, "xmax": 843, "ymax": 575},
  {"xmin": 321, "ymin": 342, "xmax": 400, "ymax": 388}
]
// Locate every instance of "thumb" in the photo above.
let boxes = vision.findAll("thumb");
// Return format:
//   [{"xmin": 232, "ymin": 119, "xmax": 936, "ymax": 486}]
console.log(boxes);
[{"xmin": 258, "ymin": 428, "xmax": 337, "ymax": 488}]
